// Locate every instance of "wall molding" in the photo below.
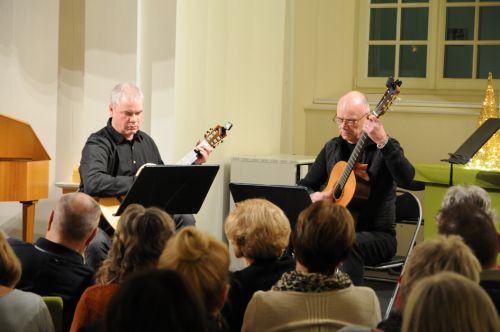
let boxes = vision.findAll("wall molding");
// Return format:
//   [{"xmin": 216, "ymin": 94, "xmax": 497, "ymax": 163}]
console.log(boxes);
[{"xmin": 306, "ymin": 97, "xmax": 497, "ymax": 116}]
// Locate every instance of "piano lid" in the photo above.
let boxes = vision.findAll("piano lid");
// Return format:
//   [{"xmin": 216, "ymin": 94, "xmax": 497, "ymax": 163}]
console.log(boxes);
[{"xmin": 0, "ymin": 113, "xmax": 50, "ymax": 161}]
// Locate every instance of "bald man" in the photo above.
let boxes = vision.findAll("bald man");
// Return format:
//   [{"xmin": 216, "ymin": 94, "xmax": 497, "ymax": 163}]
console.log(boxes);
[
  {"xmin": 298, "ymin": 91, "xmax": 415, "ymax": 285},
  {"xmin": 8, "ymin": 192, "xmax": 101, "ymax": 331}
]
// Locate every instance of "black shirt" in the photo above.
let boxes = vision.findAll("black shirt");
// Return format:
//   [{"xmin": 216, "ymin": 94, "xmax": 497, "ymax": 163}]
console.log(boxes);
[
  {"xmin": 8, "ymin": 237, "xmax": 94, "ymax": 332},
  {"xmin": 298, "ymin": 136, "xmax": 415, "ymax": 234},
  {"xmin": 79, "ymin": 118, "xmax": 163, "ymax": 197}
]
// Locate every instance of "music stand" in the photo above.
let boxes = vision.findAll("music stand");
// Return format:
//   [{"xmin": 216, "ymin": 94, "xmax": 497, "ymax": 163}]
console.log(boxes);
[
  {"xmin": 229, "ymin": 182, "xmax": 312, "ymax": 229},
  {"xmin": 115, "ymin": 165, "xmax": 219, "ymax": 216},
  {"xmin": 442, "ymin": 118, "xmax": 500, "ymax": 186}
]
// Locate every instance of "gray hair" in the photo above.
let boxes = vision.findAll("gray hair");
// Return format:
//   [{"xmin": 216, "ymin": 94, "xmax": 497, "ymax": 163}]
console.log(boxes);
[
  {"xmin": 52, "ymin": 193, "xmax": 101, "ymax": 242},
  {"xmin": 440, "ymin": 185, "xmax": 496, "ymax": 223},
  {"xmin": 110, "ymin": 83, "xmax": 144, "ymax": 108}
]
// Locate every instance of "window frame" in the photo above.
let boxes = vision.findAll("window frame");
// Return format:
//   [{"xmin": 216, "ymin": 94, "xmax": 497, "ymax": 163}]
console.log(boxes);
[{"xmin": 355, "ymin": 0, "xmax": 499, "ymax": 91}]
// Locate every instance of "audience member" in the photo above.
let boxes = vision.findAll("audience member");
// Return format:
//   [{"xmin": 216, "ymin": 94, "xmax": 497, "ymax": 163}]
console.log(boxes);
[
  {"xmin": 222, "ymin": 198, "xmax": 294, "ymax": 332},
  {"xmin": 437, "ymin": 201, "xmax": 499, "ymax": 311},
  {"xmin": 402, "ymin": 272, "xmax": 499, "ymax": 332},
  {"xmin": 438, "ymin": 184, "xmax": 497, "ymax": 223},
  {"xmin": 70, "ymin": 204, "xmax": 175, "ymax": 332},
  {"xmin": 378, "ymin": 235, "xmax": 482, "ymax": 332},
  {"xmin": 241, "ymin": 201, "xmax": 381, "ymax": 331},
  {"xmin": 0, "ymin": 230, "xmax": 55, "ymax": 332},
  {"xmin": 158, "ymin": 227, "xmax": 230, "ymax": 332},
  {"xmin": 104, "ymin": 269, "xmax": 207, "ymax": 332},
  {"xmin": 8, "ymin": 192, "xmax": 100, "ymax": 331}
]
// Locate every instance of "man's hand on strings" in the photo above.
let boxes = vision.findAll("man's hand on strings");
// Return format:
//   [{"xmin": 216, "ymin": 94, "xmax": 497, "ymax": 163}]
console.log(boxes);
[
  {"xmin": 310, "ymin": 191, "xmax": 333, "ymax": 203},
  {"xmin": 193, "ymin": 140, "xmax": 213, "ymax": 165},
  {"xmin": 363, "ymin": 114, "xmax": 389, "ymax": 146}
]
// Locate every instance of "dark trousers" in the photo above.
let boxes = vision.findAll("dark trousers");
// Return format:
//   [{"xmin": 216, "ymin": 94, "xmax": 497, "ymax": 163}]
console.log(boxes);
[
  {"xmin": 84, "ymin": 214, "xmax": 195, "ymax": 271},
  {"xmin": 340, "ymin": 231, "xmax": 397, "ymax": 286}
]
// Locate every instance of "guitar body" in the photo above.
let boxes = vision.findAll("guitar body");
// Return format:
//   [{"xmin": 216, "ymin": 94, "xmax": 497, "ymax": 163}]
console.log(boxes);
[
  {"xmin": 323, "ymin": 161, "xmax": 370, "ymax": 208},
  {"xmin": 98, "ymin": 197, "xmax": 122, "ymax": 230}
]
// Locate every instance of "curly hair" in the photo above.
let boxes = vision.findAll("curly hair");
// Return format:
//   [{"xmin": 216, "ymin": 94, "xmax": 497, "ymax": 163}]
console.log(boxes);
[
  {"xmin": 94, "ymin": 204, "xmax": 175, "ymax": 284},
  {"xmin": 225, "ymin": 198, "xmax": 291, "ymax": 259}
]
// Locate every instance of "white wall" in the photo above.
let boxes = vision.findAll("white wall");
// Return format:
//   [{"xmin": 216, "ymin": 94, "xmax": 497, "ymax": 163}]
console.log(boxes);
[
  {"xmin": 174, "ymin": 0, "xmax": 288, "ymax": 237},
  {"xmin": 0, "ymin": 0, "xmax": 60, "ymax": 237}
]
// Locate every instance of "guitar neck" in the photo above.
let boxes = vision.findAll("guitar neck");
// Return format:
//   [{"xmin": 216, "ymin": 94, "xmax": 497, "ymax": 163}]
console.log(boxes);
[
  {"xmin": 337, "ymin": 132, "xmax": 368, "ymax": 188},
  {"xmin": 176, "ymin": 150, "xmax": 199, "ymax": 166}
]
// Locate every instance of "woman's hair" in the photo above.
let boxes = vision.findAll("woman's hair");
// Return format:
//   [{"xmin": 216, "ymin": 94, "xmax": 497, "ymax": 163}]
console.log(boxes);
[
  {"xmin": 105, "ymin": 269, "xmax": 207, "ymax": 332},
  {"xmin": 292, "ymin": 201, "xmax": 355, "ymax": 274},
  {"xmin": 437, "ymin": 203, "xmax": 498, "ymax": 269},
  {"xmin": 400, "ymin": 235, "xmax": 481, "ymax": 309},
  {"xmin": 0, "ymin": 231, "xmax": 21, "ymax": 288},
  {"xmin": 403, "ymin": 272, "xmax": 499, "ymax": 332},
  {"xmin": 158, "ymin": 227, "xmax": 229, "ymax": 314},
  {"xmin": 224, "ymin": 198, "xmax": 291, "ymax": 259},
  {"xmin": 439, "ymin": 184, "xmax": 496, "ymax": 222},
  {"xmin": 94, "ymin": 204, "xmax": 175, "ymax": 284}
]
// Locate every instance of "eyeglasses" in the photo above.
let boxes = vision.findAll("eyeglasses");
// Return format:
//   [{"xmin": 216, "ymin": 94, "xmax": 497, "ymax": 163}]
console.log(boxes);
[{"xmin": 333, "ymin": 114, "xmax": 368, "ymax": 126}]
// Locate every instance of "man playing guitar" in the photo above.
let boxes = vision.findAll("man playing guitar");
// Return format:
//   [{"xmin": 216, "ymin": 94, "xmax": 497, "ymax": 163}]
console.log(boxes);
[{"xmin": 298, "ymin": 89, "xmax": 415, "ymax": 285}]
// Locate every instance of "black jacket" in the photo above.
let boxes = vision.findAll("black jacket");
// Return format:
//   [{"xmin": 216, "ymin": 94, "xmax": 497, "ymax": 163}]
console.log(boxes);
[{"xmin": 298, "ymin": 136, "xmax": 415, "ymax": 234}]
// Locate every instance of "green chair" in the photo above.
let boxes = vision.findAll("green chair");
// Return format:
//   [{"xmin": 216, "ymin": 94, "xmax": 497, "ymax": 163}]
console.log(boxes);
[{"xmin": 42, "ymin": 296, "xmax": 64, "ymax": 332}]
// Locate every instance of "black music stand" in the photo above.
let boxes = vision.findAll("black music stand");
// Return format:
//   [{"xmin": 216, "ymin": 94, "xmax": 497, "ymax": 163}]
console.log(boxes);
[
  {"xmin": 442, "ymin": 118, "xmax": 500, "ymax": 186},
  {"xmin": 115, "ymin": 165, "xmax": 219, "ymax": 216},
  {"xmin": 229, "ymin": 182, "xmax": 312, "ymax": 229}
]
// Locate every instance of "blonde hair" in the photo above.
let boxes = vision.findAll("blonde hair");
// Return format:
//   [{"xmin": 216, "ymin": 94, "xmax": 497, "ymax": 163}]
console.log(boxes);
[
  {"xmin": 158, "ymin": 227, "xmax": 229, "ymax": 313},
  {"xmin": 0, "ymin": 231, "xmax": 21, "ymax": 288},
  {"xmin": 403, "ymin": 272, "xmax": 499, "ymax": 332},
  {"xmin": 95, "ymin": 204, "xmax": 175, "ymax": 284},
  {"xmin": 400, "ymin": 235, "xmax": 481, "ymax": 309},
  {"xmin": 225, "ymin": 198, "xmax": 291, "ymax": 259}
]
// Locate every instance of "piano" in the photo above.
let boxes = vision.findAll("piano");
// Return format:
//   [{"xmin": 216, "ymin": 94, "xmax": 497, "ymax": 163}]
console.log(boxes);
[{"xmin": 0, "ymin": 113, "xmax": 50, "ymax": 242}]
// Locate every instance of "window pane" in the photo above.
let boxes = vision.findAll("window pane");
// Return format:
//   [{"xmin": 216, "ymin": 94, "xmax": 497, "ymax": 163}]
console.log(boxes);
[
  {"xmin": 401, "ymin": 8, "xmax": 429, "ymax": 40},
  {"xmin": 400, "ymin": 45, "xmax": 427, "ymax": 77},
  {"xmin": 368, "ymin": 45, "xmax": 395, "ymax": 77},
  {"xmin": 370, "ymin": 8, "xmax": 397, "ymax": 40},
  {"xmin": 444, "ymin": 45, "xmax": 472, "ymax": 78},
  {"xmin": 371, "ymin": 0, "xmax": 396, "ymax": 3},
  {"xmin": 447, "ymin": 0, "xmax": 472, "ymax": 2},
  {"xmin": 477, "ymin": 45, "xmax": 500, "ymax": 78},
  {"xmin": 479, "ymin": 7, "xmax": 500, "ymax": 40},
  {"xmin": 402, "ymin": 0, "xmax": 428, "ymax": 2},
  {"xmin": 446, "ymin": 7, "xmax": 475, "ymax": 40},
  {"xmin": 479, "ymin": 0, "xmax": 500, "ymax": 2}
]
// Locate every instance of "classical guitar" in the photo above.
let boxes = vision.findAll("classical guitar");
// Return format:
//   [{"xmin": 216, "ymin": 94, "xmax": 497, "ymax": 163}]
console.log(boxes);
[
  {"xmin": 323, "ymin": 77, "xmax": 402, "ymax": 207},
  {"xmin": 99, "ymin": 122, "xmax": 233, "ymax": 229}
]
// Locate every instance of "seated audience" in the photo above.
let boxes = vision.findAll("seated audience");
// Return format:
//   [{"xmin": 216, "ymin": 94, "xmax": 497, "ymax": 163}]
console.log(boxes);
[
  {"xmin": 241, "ymin": 201, "xmax": 381, "ymax": 331},
  {"xmin": 158, "ymin": 227, "xmax": 230, "ymax": 331},
  {"xmin": 402, "ymin": 272, "xmax": 499, "ymax": 332},
  {"xmin": 0, "ymin": 230, "xmax": 55, "ymax": 332},
  {"xmin": 8, "ymin": 192, "xmax": 100, "ymax": 332},
  {"xmin": 104, "ymin": 269, "xmax": 207, "ymax": 332},
  {"xmin": 437, "ymin": 186, "xmax": 499, "ymax": 311},
  {"xmin": 438, "ymin": 184, "xmax": 496, "ymax": 223},
  {"xmin": 378, "ymin": 235, "xmax": 482, "ymax": 332},
  {"xmin": 222, "ymin": 198, "xmax": 295, "ymax": 332},
  {"xmin": 70, "ymin": 204, "xmax": 175, "ymax": 332}
]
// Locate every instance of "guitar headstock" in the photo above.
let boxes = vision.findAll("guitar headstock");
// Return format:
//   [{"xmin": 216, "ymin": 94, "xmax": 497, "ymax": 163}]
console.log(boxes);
[
  {"xmin": 372, "ymin": 76, "xmax": 402, "ymax": 118},
  {"xmin": 204, "ymin": 122, "xmax": 233, "ymax": 149}
]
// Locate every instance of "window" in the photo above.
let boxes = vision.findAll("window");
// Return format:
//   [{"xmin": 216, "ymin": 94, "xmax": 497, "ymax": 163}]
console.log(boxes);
[{"xmin": 356, "ymin": 0, "xmax": 500, "ymax": 90}]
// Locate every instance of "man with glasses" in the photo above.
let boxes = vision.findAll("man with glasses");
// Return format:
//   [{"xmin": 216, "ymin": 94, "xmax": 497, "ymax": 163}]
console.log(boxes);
[{"xmin": 298, "ymin": 90, "xmax": 415, "ymax": 285}]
